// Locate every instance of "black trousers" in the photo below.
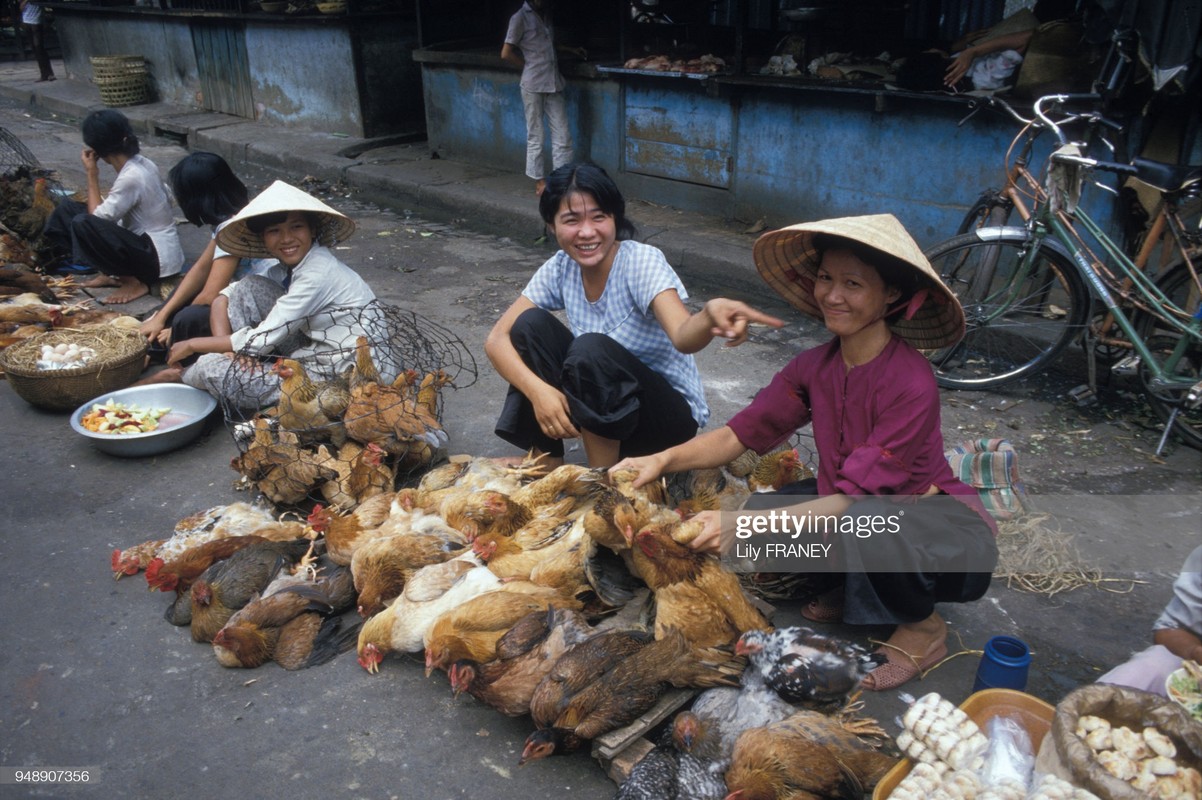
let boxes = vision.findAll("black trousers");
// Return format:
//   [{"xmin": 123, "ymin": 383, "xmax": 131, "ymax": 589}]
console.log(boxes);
[
  {"xmin": 26, "ymin": 23, "xmax": 53, "ymax": 80},
  {"xmin": 494, "ymin": 307, "xmax": 699, "ymax": 459},
  {"xmin": 743, "ymin": 480, "xmax": 998, "ymax": 625},
  {"xmin": 170, "ymin": 304, "xmax": 213, "ymax": 341},
  {"xmin": 44, "ymin": 200, "xmax": 160, "ymax": 285}
]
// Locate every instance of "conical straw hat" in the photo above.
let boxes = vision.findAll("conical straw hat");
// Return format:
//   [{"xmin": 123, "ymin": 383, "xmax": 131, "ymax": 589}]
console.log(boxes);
[
  {"xmin": 215, "ymin": 180, "xmax": 356, "ymax": 258},
  {"xmin": 752, "ymin": 214, "xmax": 965, "ymax": 350}
]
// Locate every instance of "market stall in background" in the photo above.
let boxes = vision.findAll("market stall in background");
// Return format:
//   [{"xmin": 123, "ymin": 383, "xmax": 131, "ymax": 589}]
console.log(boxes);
[{"xmin": 413, "ymin": 0, "xmax": 1197, "ymax": 248}]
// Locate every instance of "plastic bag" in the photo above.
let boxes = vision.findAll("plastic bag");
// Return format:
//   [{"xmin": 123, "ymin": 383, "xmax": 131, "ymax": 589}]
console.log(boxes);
[{"xmin": 979, "ymin": 715, "xmax": 1035, "ymax": 792}]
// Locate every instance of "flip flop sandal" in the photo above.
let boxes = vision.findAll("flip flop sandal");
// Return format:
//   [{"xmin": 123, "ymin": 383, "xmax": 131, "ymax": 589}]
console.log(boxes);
[{"xmin": 863, "ymin": 641, "xmax": 949, "ymax": 692}]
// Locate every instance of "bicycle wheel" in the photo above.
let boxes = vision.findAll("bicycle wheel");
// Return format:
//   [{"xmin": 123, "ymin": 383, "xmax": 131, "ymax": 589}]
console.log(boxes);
[
  {"xmin": 1136, "ymin": 260, "xmax": 1202, "ymax": 450},
  {"xmin": 956, "ymin": 190, "xmax": 1014, "ymax": 236},
  {"xmin": 924, "ymin": 231, "xmax": 1090, "ymax": 389}
]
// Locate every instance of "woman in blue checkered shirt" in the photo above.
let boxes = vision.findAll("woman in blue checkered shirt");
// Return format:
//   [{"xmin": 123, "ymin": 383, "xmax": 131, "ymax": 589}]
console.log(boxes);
[{"xmin": 486, "ymin": 162, "xmax": 782, "ymax": 468}]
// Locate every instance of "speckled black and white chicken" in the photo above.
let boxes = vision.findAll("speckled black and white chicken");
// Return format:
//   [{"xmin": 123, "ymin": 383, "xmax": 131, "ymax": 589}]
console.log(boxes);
[
  {"xmin": 738, "ymin": 626, "xmax": 884, "ymax": 710},
  {"xmin": 613, "ymin": 710, "xmax": 727, "ymax": 800}
]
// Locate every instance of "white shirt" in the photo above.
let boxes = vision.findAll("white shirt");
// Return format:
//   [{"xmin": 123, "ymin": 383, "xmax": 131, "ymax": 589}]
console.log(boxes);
[
  {"xmin": 21, "ymin": 2, "xmax": 42, "ymax": 25},
  {"xmin": 505, "ymin": 2, "xmax": 564, "ymax": 93},
  {"xmin": 93, "ymin": 154, "xmax": 185, "ymax": 277},
  {"xmin": 522, "ymin": 240, "xmax": 709, "ymax": 426},
  {"xmin": 230, "ymin": 245, "xmax": 378, "ymax": 377}
]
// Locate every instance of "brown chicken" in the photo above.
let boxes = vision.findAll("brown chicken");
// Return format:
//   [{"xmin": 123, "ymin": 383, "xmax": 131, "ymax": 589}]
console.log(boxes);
[
  {"xmin": 473, "ymin": 508, "xmax": 595, "ymax": 599},
  {"xmin": 13, "ymin": 178, "xmax": 56, "ymax": 242},
  {"xmin": 261, "ymin": 445, "xmax": 338, "ymax": 508},
  {"xmin": 520, "ymin": 627, "xmax": 741, "ymax": 764},
  {"xmin": 189, "ymin": 538, "xmax": 313, "ymax": 643},
  {"xmin": 723, "ymin": 709, "xmax": 898, "ymax": 800},
  {"xmin": 144, "ymin": 534, "xmax": 270, "ymax": 594},
  {"xmin": 510, "ymin": 464, "xmax": 593, "ymax": 510},
  {"xmin": 633, "ymin": 522, "xmax": 770, "ymax": 650},
  {"xmin": 343, "ymin": 336, "xmax": 448, "ymax": 461},
  {"xmin": 212, "ymin": 562, "xmax": 360, "ymax": 670},
  {"xmin": 0, "ymin": 231, "xmax": 38, "ymax": 267},
  {"xmin": 423, "ymin": 582, "xmax": 581, "ymax": 676},
  {"xmin": 443, "ymin": 490, "xmax": 533, "ymax": 542},
  {"xmin": 229, "ymin": 421, "xmax": 338, "ymax": 507},
  {"xmin": 230, "ymin": 417, "xmax": 298, "ymax": 483},
  {"xmin": 110, "ymin": 501, "xmax": 308, "ymax": 578},
  {"xmin": 395, "ymin": 369, "xmax": 455, "ymax": 470},
  {"xmin": 319, "ymin": 441, "xmax": 394, "ymax": 510},
  {"xmin": 528, "ymin": 628, "xmax": 654, "ymax": 736},
  {"xmin": 448, "ymin": 606, "xmax": 593, "ymax": 717},
  {"xmin": 0, "ymin": 302, "xmax": 59, "ymax": 326},
  {"xmin": 271, "ymin": 358, "xmax": 349, "ymax": 446},
  {"xmin": 747, "ymin": 447, "xmax": 813, "ymax": 493},
  {"xmin": 306, "ymin": 490, "xmax": 396, "ymax": 565},
  {"xmin": 681, "ymin": 466, "xmax": 753, "ymax": 513},
  {"xmin": 351, "ymin": 530, "xmax": 468, "ymax": 618},
  {"xmin": 357, "ymin": 561, "xmax": 500, "ymax": 672}
]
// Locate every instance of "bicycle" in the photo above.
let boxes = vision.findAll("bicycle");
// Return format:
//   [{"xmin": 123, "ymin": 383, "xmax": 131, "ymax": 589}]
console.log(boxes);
[{"xmin": 922, "ymin": 93, "xmax": 1202, "ymax": 453}]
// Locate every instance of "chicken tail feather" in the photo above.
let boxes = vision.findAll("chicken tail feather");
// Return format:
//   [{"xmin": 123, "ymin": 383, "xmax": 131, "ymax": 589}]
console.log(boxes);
[{"xmin": 300, "ymin": 616, "xmax": 363, "ymax": 670}]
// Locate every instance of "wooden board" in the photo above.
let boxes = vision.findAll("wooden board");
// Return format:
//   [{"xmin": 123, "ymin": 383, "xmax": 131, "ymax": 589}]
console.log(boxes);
[{"xmin": 592, "ymin": 687, "xmax": 696, "ymax": 784}]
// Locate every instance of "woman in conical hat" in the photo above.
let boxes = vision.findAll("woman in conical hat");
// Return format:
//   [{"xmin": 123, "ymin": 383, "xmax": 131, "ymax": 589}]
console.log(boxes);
[
  {"xmin": 614, "ymin": 214, "xmax": 998, "ymax": 691},
  {"xmin": 153, "ymin": 180, "xmax": 375, "ymax": 406}
]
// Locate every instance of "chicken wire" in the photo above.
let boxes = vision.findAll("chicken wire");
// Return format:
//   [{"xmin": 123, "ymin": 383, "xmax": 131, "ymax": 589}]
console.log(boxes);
[
  {"xmin": 0, "ymin": 128, "xmax": 66, "ymax": 194},
  {"xmin": 222, "ymin": 301, "xmax": 478, "ymax": 508}
]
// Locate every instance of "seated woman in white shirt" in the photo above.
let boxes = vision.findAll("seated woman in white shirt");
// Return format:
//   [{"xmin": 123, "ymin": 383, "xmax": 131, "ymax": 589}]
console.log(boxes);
[{"xmin": 43, "ymin": 109, "xmax": 184, "ymax": 305}]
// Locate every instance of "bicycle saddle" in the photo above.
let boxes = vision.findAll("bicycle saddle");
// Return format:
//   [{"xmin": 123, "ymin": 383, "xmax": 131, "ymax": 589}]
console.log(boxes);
[{"xmin": 1131, "ymin": 157, "xmax": 1202, "ymax": 194}]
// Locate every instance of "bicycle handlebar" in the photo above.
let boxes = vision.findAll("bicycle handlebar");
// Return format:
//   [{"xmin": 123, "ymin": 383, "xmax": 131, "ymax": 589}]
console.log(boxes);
[
  {"xmin": 1050, "ymin": 150, "xmax": 1140, "ymax": 177},
  {"xmin": 1034, "ymin": 93, "xmax": 1124, "ymax": 143},
  {"xmin": 965, "ymin": 93, "xmax": 1124, "ymax": 140}
]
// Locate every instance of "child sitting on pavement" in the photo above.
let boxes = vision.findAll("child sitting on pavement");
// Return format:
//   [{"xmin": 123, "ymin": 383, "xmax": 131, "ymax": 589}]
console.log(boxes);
[{"xmin": 145, "ymin": 180, "xmax": 377, "ymax": 411}]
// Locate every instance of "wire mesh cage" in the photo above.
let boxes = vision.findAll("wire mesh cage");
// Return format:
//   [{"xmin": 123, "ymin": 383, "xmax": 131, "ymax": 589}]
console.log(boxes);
[
  {"xmin": 222, "ymin": 301, "xmax": 478, "ymax": 511},
  {"xmin": 0, "ymin": 128, "xmax": 69, "ymax": 266}
]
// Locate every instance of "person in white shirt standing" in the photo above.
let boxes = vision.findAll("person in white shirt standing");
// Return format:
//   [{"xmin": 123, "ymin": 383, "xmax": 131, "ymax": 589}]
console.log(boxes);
[
  {"xmin": 501, "ymin": 0, "xmax": 584, "ymax": 196},
  {"xmin": 43, "ymin": 109, "xmax": 184, "ymax": 304},
  {"xmin": 19, "ymin": 0, "xmax": 54, "ymax": 82}
]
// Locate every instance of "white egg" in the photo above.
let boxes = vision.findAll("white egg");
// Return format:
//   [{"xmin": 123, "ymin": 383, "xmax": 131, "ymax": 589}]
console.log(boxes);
[{"xmin": 54, "ymin": 343, "xmax": 70, "ymax": 354}]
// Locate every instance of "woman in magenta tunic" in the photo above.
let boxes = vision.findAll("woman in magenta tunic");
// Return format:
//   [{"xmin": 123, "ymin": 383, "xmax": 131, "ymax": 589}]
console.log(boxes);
[{"xmin": 614, "ymin": 214, "xmax": 997, "ymax": 691}]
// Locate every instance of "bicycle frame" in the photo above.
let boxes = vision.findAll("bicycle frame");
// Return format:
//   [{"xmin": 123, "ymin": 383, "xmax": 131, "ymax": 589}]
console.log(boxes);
[{"xmin": 1005, "ymin": 176, "xmax": 1201, "ymax": 399}]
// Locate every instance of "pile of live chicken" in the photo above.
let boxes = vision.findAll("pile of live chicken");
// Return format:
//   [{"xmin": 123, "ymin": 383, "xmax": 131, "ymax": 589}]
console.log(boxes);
[
  {"xmin": 108, "ymin": 362, "xmax": 1202, "ymax": 800},
  {"xmin": 0, "ymin": 168, "xmax": 142, "ymax": 364}
]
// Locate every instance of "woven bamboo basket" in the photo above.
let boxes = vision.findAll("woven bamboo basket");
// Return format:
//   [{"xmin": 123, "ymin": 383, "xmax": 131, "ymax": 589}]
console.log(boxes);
[
  {"xmin": 90, "ymin": 55, "xmax": 149, "ymax": 108},
  {"xmin": 0, "ymin": 328, "xmax": 148, "ymax": 411}
]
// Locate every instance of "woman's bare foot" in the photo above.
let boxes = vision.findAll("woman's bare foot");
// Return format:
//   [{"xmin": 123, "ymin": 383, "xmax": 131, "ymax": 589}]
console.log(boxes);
[
  {"xmin": 131, "ymin": 365, "xmax": 184, "ymax": 386},
  {"xmin": 862, "ymin": 612, "xmax": 948, "ymax": 691},
  {"xmin": 82, "ymin": 274, "xmax": 120, "ymax": 289},
  {"xmin": 99, "ymin": 276, "xmax": 149, "ymax": 305}
]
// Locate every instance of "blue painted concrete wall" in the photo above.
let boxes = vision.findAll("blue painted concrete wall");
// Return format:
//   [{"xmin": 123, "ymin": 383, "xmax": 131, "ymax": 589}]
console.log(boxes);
[
  {"xmin": 245, "ymin": 25, "xmax": 360, "ymax": 134},
  {"xmin": 420, "ymin": 65, "xmax": 619, "ymax": 178},
  {"xmin": 420, "ymin": 62, "xmax": 1123, "ymax": 251}
]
